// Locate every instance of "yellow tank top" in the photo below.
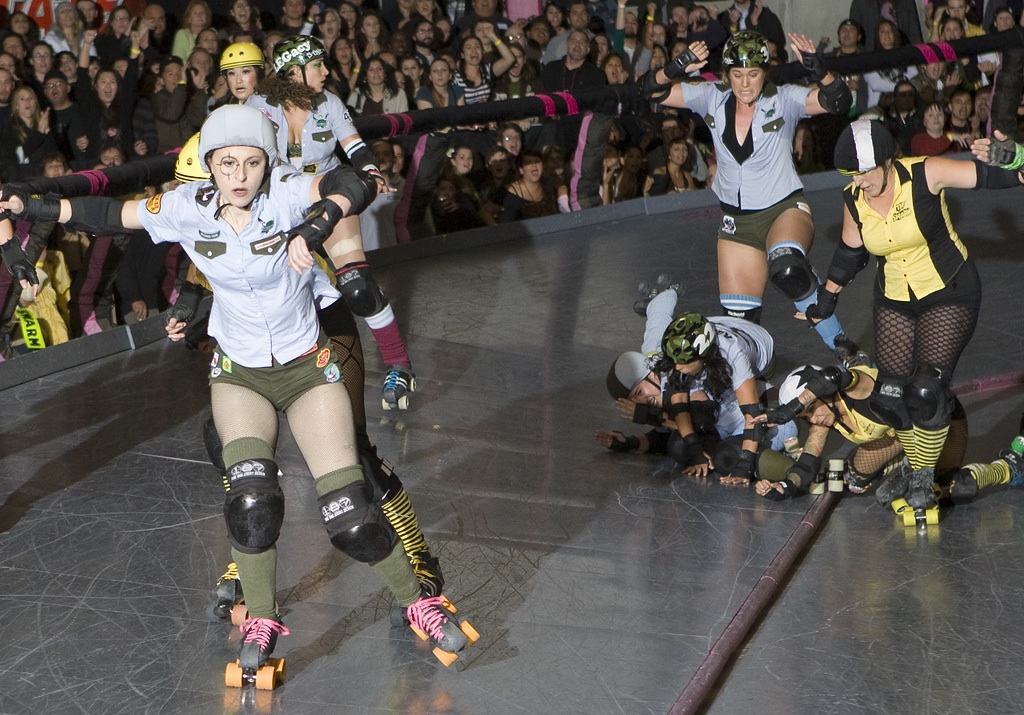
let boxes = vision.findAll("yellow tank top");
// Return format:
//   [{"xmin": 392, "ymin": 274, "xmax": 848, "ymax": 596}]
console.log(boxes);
[{"xmin": 844, "ymin": 157, "xmax": 967, "ymax": 301}]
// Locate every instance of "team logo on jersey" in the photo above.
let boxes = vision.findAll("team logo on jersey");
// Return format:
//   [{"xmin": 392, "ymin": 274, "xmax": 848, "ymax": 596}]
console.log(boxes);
[
  {"xmin": 145, "ymin": 194, "xmax": 162, "ymax": 214},
  {"xmin": 316, "ymin": 348, "xmax": 331, "ymax": 368},
  {"xmin": 892, "ymin": 201, "xmax": 910, "ymax": 221},
  {"xmin": 199, "ymin": 230, "xmax": 221, "ymax": 240},
  {"xmin": 259, "ymin": 219, "xmax": 275, "ymax": 233},
  {"xmin": 722, "ymin": 215, "xmax": 737, "ymax": 235},
  {"xmin": 765, "ymin": 108, "xmax": 775, "ymax": 119},
  {"xmin": 315, "ymin": 116, "xmax": 327, "ymax": 128},
  {"xmin": 324, "ymin": 363, "xmax": 340, "ymax": 383},
  {"xmin": 196, "ymin": 186, "xmax": 216, "ymax": 206}
]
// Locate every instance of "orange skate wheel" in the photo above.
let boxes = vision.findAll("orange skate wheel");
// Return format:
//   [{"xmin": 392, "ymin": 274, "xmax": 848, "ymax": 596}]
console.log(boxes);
[
  {"xmin": 231, "ymin": 603, "xmax": 249, "ymax": 627},
  {"xmin": 409, "ymin": 624, "xmax": 428, "ymax": 642},
  {"xmin": 225, "ymin": 661, "xmax": 244, "ymax": 688},
  {"xmin": 460, "ymin": 620, "xmax": 480, "ymax": 645},
  {"xmin": 254, "ymin": 660, "xmax": 280, "ymax": 690},
  {"xmin": 432, "ymin": 647, "xmax": 458, "ymax": 667}
]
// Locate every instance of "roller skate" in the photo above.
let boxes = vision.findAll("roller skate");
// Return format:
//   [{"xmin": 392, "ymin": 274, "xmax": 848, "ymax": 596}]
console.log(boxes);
[
  {"xmin": 1001, "ymin": 437, "xmax": 1024, "ymax": 486},
  {"xmin": 875, "ymin": 456, "xmax": 912, "ymax": 506},
  {"xmin": 634, "ymin": 273, "xmax": 680, "ymax": 317},
  {"xmin": 894, "ymin": 466, "xmax": 939, "ymax": 529},
  {"xmin": 209, "ymin": 562, "xmax": 245, "ymax": 623},
  {"xmin": 382, "ymin": 365, "xmax": 415, "ymax": 410},
  {"xmin": 225, "ymin": 617, "xmax": 289, "ymax": 690},
  {"xmin": 948, "ymin": 466, "xmax": 980, "ymax": 505},
  {"xmin": 832, "ymin": 334, "xmax": 871, "ymax": 369},
  {"xmin": 404, "ymin": 595, "xmax": 479, "ymax": 667}
]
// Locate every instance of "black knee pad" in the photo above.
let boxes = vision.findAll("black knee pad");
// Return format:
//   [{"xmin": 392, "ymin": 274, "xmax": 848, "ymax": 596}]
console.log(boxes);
[
  {"xmin": 904, "ymin": 364, "xmax": 953, "ymax": 429},
  {"xmin": 316, "ymin": 295, "xmax": 359, "ymax": 338},
  {"xmin": 360, "ymin": 443, "xmax": 403, "ymax": 503},
  {"xmin": 767, "ymin": 245, "xmax": 816, "ymax": 301},
  {"xmin": 203, "ymin": 416, "xmax": 225, "ymax": 473},
  {"xmin": 319, "ymin": 479, "xmax": 398, "ymax": 562},
  {"xmin": 869, "ymin": 377, "xmax": 912, "ymax": 431},
  {"xmin": 337, "ymin": 264, "xmax": 389, "ymax": 317},
  {"xmin": 224, "ymin": 458, "xmax": 284, "ymax": 554},
  {"xmin": 667, "ymin": 432, "xmax": 705, "ymax": 467}
]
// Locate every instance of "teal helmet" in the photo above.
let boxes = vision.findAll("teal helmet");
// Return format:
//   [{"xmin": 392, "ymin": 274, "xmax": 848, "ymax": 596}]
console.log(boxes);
[
  {"xmin": 662, "ymin": 313, "xmax": 717, "ymax": 364},
  {"xmin": 721, "ymin": 30, "xmax": 771, "ymax": 69}
]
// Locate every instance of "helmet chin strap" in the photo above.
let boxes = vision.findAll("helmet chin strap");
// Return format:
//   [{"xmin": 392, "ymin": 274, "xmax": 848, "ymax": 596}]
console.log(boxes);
[{"xmin": 877, "ymin": 161, "xmax": 892, "ymax": 195}]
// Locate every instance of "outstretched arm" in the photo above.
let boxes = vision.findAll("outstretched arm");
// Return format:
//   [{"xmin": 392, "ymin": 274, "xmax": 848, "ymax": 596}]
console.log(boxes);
[{"xmin": 0, "ymin": 187, "xmax": 145, "ymax": 232}]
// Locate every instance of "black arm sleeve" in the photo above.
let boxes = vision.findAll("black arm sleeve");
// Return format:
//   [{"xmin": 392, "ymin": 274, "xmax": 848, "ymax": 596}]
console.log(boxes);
[
  {"xmin": 65, "ymin": 196, "xmax": 129, "ymax": 234},
  {"xmin": 974, "ymin": 160, "xmax": 1023, "ymax": 190}
]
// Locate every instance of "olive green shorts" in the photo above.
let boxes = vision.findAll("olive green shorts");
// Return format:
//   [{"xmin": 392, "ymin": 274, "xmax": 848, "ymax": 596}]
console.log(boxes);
[
  {"xmin": 717, "ymin": 193, "xmax": 812, "ymax": 250},
  {"xmin": 208, "ymin": 333, "xmax": 342, "ymax": 411}
]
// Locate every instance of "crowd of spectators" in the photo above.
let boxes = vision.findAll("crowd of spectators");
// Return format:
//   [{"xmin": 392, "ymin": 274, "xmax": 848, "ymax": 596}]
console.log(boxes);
[{"xmin": 0, "ymin": 0, "xmax": 1017, "ymax": 355}]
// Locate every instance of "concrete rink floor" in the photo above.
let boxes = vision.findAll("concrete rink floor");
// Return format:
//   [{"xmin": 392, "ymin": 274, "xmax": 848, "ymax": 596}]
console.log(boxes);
[{"xmin": 1, "ymin": 178, "xmax": 1024, "ymax": 715}]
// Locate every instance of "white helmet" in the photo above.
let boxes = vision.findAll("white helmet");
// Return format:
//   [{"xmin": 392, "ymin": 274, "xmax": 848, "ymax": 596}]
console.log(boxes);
[
  {"xmin": 198, "ymin": 105, "xmax": 279, "ymax": 172},
  {"xmin": 778, "ymin": 365, "xmax": 822, "ymax": 405}
]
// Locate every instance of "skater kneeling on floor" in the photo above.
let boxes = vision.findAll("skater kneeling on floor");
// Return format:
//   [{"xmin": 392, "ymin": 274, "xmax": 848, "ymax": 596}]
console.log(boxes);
[{"xmin": 753, "ymin": 362, "xmax": 1022, "ymax": 503}]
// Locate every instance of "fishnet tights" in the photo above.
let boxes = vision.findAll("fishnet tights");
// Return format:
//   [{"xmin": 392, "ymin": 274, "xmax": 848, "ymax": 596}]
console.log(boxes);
[{"xmin": 873, "ymin": 302, "xmax": 977, "ymax": 379}]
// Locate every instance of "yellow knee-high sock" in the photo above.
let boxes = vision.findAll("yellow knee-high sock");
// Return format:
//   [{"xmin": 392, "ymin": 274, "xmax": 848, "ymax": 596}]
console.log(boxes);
[{"xmin": 909, "ymin": 425, "xmax": 948, "ymax": 470}]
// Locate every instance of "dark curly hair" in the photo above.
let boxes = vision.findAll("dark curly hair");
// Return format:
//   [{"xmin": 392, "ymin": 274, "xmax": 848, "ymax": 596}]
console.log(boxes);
[
  {"xmin": 653, "ymin": 346, "xmax": 734, "ymax": 404},
  {"xmin": 256, "ymin": 70, "xmax": 319, "ymax": 110}
]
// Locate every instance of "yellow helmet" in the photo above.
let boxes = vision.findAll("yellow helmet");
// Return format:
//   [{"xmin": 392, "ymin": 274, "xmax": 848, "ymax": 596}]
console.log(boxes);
[
  {"xmin": 220, "ymin": 42, "xmax": 264, "ymax": 71},
  {"xmin": 175, "ymin": 133, "xmax": 210, "ymax": 183}
]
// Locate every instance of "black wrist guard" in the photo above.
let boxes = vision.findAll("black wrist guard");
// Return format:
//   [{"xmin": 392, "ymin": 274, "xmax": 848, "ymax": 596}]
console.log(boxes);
[
  {"xmin": 986, "ymin": 133, "xmax": 1024, "ymax": 169},
  {"xmin": 287, "ymin": 199, "xmax": 345, "ymax": 253},
  {"xmin": 632, "ymin": 403, "xmax": 665, "ymax": 426},
  {"xmin": 817, "ymin": 75, "xmax": 852, "ymax": 115},
  {"xmin": 804, "ymin": 286, "xmax": 839, "ymax": 326},
  {"xmin": 165, "ymin": 281, "xmax": 204, "ymax": 324},
  {"xmin": 762, "ymin": 479, "xmax": 800, "ymax": 501},
  {"xmin": 0, "ymin": 239, "xmax": 38, "ymax": 287},
  {"xmin": 743, "ymin": 422, "xmax": 767, "ymax": 444},
  {"xmin": 664, "ymin": 48, "xmax": 700, "ymax": 80},
  {"xmin": 3, "ymin": 184, "xmax": 61, "ymax": 222},
  {"xmin": 802, "ymin": 49, "xmax": 826, "ymax": 82},
  {"xmin": 765, "ymin": 399, "xmax": 802, "ymax": 424},
  {"xmin": 607, "ymin": 434, "xmax": 641, "ymax": 453}
]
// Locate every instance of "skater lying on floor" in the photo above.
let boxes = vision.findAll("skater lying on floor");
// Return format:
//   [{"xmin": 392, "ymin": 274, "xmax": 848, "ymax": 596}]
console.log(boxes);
[
  {"xmin": 753, "ymin": 362, "xmax": 1024, "ymax": 503},
  {"xmin": 599, "ymin": 286, "xmax": 796, "ymax": 483}
]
